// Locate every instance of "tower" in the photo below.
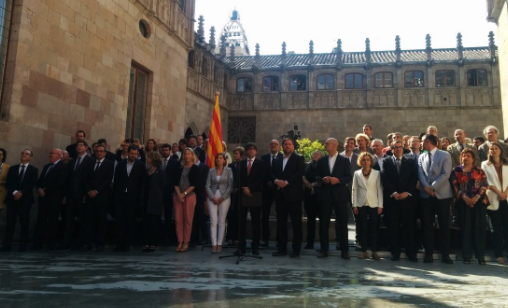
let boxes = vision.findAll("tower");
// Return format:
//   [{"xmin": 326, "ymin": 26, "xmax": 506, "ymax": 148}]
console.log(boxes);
[{"xmin": 216, "ymin": 9, "xmax": 250, "ymax": 56}]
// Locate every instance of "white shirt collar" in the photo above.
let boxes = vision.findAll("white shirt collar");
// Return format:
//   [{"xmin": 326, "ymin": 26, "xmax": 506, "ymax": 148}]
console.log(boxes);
[
  {"xmin": 96, "ymin": 158, "xmax": 105, "ymax": 163},
  {"xmin": 429, "ymin": 147, "xmax": 438, "ymax": 156}
]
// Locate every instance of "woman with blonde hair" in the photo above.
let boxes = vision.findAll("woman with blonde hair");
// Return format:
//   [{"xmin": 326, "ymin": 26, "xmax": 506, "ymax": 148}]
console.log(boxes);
[
  {"xmin": 173, "ymin": 148, "xmax": 199, "ymax": 252},
  {"xmin": 206, "ymin": 153, "xmax": 234, "ymax": 253},
  {"xmin": 352, "ymin": 152, "xmax": 383, "ymax": 260},
  {"xmin": 482, "ymin": 142, "xmax": 508, "ymax": 264}
]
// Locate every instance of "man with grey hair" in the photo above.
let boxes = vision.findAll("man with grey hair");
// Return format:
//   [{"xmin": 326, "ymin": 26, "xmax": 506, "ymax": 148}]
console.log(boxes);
[
  {"xmin": 33, "ymin": 148, "xmax": 69, "ymax": 250},
  {"xmin": 371, "ymin": 139, "xmax": 385, "ymax": 170},
  {"xmin": 447, "ymin": 129, "xmax": 480, "ymax": 167},
  {"xmin": 478, "ymin": 125, "xmax": 508, "ymax": 161}
]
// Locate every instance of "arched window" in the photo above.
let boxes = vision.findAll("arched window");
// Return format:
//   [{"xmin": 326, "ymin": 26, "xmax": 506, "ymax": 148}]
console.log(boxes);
[
  {"xmin": 262, "ymin": 76, "xmax": 279, "ymax": 91},
  {"xmin": 345, "ymin": 73, "xmax": 363, "ymax": 89},
  {"xmin": 467, "ymin": 69, "xmax": 488, "ymax": 86},
  {"xmin": 201, "ymin": 57, "xmax": 208, "ymax": 77},
  {"xmin": 435, "ymin": 70, "xmax": 455, "ymax": 87},
  {"xmin": 236, "ymin": 77, "xmax": 252, "ymax": 93},
  {"xmin": 404, "ymin": 70, "xmax": 424, "ymax": 87},
  {"xmin": 179, "ymin": 0, "xmax": 186, "ymax": 12},
  {"xmin": 213, "ymin": 65, "xmax": 219, "ymax": 82},
  {"xmin": 317, "ymin": 74, "xmax": 334, "ymax": 90},
  {"xmin": 187, "ymin": 50, "xmax": 195, "ymax": 69},
  {"xmin": 374, "ymin": 72, "xmax": 393, "ymax": 88},
  {"xmin": 289, "ymin": 75, "xmax": 307, "ymax": 91},
  {"xmin": 224, "ymin": 73, "xmax": 228, "ymax": 88}
]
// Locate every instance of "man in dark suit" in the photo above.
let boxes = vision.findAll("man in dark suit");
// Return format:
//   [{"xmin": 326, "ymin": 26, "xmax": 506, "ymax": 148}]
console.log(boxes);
[
  {"xmin": 381, "ymin": 140, "xmax": 418, "ymax": 262},
  {"xmin": 98, "ymin": 138, "xmax": 117, "ymax": 162},
  {"xmin": 33, "ymin": 149, "xmax": 69, "ymax": 250},
  {"xmin": 161, "ymin": 143, "xmax": 180, "ymax": 244},
  {"xmin": 1, "ymin": 149, "xmax": 38, "ymax": 251},
  {"xmin": 66, "ymin": 130, "xmax": 91, "ymax": 159},
  {"xmin": 81, "ymin": 145, "xmax": 115, "ymax": 251},
  {"xmin": 260, "ymin": 139, "xmax": 282, "ymax": 247},
  {"xmin": 235, "ymin": 142, "xmax": 266, "ymax": 256},
  {"xmin": 113, "ymin": 145, "xmax": 145, "ymax": 251},
  {"xmin": 315, "ymin": 138, "xmax": 352, "ymax": 259},
  {"xmin": 188, "ymin": 135, "xmax": 206, "ymax": 164},
  {"xmin": 271, "ymin": 138, "xmax": 305, "ymax": 258},
  {"xmin": 191, "ymin": 149, "xmax": 210, "ymax": 245},
  {"xmin": 62, "ymin": 140, "xmax": 94, "ymax": 249}
]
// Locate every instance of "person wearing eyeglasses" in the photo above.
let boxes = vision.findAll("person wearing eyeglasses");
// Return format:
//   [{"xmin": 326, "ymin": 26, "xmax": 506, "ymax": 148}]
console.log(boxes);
[{"xmin": 1, "ymin": 149, "xmax": 38, "ymax": 252}]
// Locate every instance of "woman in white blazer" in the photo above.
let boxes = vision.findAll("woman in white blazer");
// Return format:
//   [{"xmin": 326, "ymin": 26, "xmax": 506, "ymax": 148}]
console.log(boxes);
[
  {"xmin": 482, "ymin": 141, "xmax": 508, "ymax": 264},
  {"xmin": 352, "ymin": 152, "xmax": 383, "ymax": 260}
]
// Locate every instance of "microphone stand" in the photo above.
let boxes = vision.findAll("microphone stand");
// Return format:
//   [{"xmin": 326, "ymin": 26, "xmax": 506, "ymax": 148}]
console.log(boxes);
[{"xmin": 220, "ymin": 159, "xmax": 263, "ymax": 264}]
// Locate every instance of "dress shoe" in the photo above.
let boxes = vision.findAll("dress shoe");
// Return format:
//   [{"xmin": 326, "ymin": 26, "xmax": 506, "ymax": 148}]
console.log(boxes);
[
  {"xmin": 304, "ymin": 244, "xmax": 314, "ymax": 250},
  {"xmin": 252, "ymin": 248, "xmax": 260, "ymax": 256},
  {"xmin": 317, "ymin": 251, "xmax": 328, "ymax": 258},
  {"xmin": 95, "ymin": 246, "xmax": 105, "ymax": 252},
  {"xmin": 289, "ymin": 252, "xmax": 300, "ymax": 258},
  {"xmin": 372, "ymin": 252, "xmax": 381, "ymax": 260},
  {"xmin": 259, "ymin": 241, "xmax": 269, "ymax": 248},
  {"xmin": 272, "ymin": 251, "xmax": 287, "ymax": 257},
  {"xmin": 423, "ymin": 255, "xmax": 434, "ymax": 263},
  {"xmin": 341, "ymin": 252, "xmax": 350, "ymax": 260},
  {"xmin": 408, "ymin": 256, "xmax": 419, "ymax": 262},
  {"xmin": 358, "ymin": 252, "xmax": 367, "ymax": 259},
  {"xmin": 234, "ymin": 249, "xmax": 246, "ymax": 256},
  {"xmin": 391, "ymin": 255, "xmax": 400, "ymax": 261},
  {"xmin": 0, "ymin": 246, "xmax": 11, "ymax": 252},
  {"xmin": 441, "ymin": 256, "xmax": 453, "ymax": 264}
]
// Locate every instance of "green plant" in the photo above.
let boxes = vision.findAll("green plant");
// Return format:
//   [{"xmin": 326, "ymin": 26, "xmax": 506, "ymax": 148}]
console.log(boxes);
[{"xmin": 296, "ymin": 138, "xmax": 326, "ymax": 162}]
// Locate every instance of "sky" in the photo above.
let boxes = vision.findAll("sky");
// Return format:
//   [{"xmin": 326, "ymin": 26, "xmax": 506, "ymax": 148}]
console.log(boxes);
[{"xmin": 195, "ymin": 0, "xmax": 497, "ymax": 55}]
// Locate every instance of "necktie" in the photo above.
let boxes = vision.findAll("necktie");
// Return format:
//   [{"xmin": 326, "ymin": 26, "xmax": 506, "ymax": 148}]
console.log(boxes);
[
  {"xmin": 74, "ymin": 156, "xmax": 82, "ymax": 171},
  {"xmin": 247, "ymin": 159, "xmax": 252, "ymax": 175},
  {"xmin": 396, "ymin": 158, "xmax": 401, "ymax": 174},
  {"xmin": 459, "ymin": 144, "xmax": 464, "ymax": 153},
  {"xmin": 427, "ymin": 152, "xmax": 432, "ymax": 173},
  {"xmin": 163, "ymin": 159, "xmax": 168, "ymax": 170},
  {"xmin": 94, "ymin": 161, "xmax": 101, "ymax": 171},
  {"xmin": 19, "ymin": 165, "xmax": 26, "ymax": 182},
  {"xmin": 45, "ymin": 164, "xmax": 54, "ymax": 177},
  {"xmin": 272, "ymin": 155, "xmax": 276, "ymax": 167}
]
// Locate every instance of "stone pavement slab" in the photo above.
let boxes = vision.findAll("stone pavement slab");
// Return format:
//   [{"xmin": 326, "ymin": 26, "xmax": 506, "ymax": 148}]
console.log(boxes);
[{"xmin": 1, "ymin": 247, "xmax": 508, "ymax": 308}]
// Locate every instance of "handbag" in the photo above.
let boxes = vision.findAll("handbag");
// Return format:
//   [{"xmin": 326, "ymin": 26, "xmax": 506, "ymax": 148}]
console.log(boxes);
[{"xmin": 486, "ymin": 189, "xmax": 499, "ymax": 211}]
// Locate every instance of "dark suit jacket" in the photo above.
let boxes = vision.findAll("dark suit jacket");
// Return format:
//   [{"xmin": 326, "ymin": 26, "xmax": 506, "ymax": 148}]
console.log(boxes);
[
  {"xmin": 315, "ymin": 154, "xmax": 352, "ymax": 203},
  {"xmin": 173, "ymin": 164, "xmax": 199, "ymax": 190},
  {"xmin": 66, "ymin": 143, "xmax": 91, "ymax": 159},
  {"xmin": 85, "ymin": 159, "xmax": 114, "ymax": 200},
  {"xmin": 381, "ymin": 155, "xmax": 417, "ymax": 204},
  {"xmin": 271, "ymin": 153, "xmax": 305, "ymax": 203},
  {"xmin": 193, "ymin": 147, "xmax": 206, "ymax": 164},
  {"xmin": 141, "ymin": 168, "xmax": 167, "ymax": 216},
  {"xmin": 5, "ymin": 164, "xmax": 38, "ymax": 206},
  {"xmin": 67, "ymin": 155, "xmax": 95, "ymax": 200},
  {"xmin": 261, "ymin": 152, "xmax": 283, "ymax": 171},
  {"xmin": 196, "ymin": 162, "xmax": 210, "ymax": 202},
  {"xmin": 164, "ymin": 157, "xmax": 181, "ymax": 195},
  {"xmin": 105, "ymin": 151, "xmax": 116, "ymax": 162},
  {"xmin": 239, "ymin": 158, "xmax": 266, "ymax": 193},
  {"xmin": 113, "ymin": 160, "xmax": 145, "ymax": 202},
  {"xmin": 37, "ymin": 160, "xmax": 69, "ymax": 204}
]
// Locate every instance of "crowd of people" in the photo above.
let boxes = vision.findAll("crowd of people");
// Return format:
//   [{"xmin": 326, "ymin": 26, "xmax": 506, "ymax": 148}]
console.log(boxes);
[{"xmin": 0, "ymin": 124, "xmax": 507, "ymax": 265}]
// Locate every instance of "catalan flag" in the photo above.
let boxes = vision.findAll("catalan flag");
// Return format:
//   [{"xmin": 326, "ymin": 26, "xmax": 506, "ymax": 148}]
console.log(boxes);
[{"xmin": 206, "ymin": 92, "xmax": 223, "ymax": 168}]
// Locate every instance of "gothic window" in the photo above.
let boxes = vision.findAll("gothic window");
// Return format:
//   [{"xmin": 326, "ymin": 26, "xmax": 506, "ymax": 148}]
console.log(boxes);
[
  {"xmin": 467, "ymin": 69, "xmax": 488, "ymax": 86},
  {"xmin": 262, "ymin": 76, "xmax": 279, "ymax": 91},
  {"xmin": 125, "ymin": 65, "xmax": 149, "ymax": 140},
  {"xmin": 404, "ymin": 70, "xmax": 424, "ymax": 87},
  {"xmin": 374, "ymin": 72, "xmax": 393, "ymax": 88},
  {"xmin": 317, "ymin": 74, "xmax": 334, "ymax": 90},
  {"xmin": 178, "ymin": 0, "xmax": 185, "ymax": 12},
  {"xmin": 224, "ymin": 73, "xmax": 228, "ymax": 88},
  {"xmin": 236, "ymin": 77, "xmax": 252, "ymax": 93},
  {"xmin": 228, "ymin": 117, "xmax": 256, "ymax": 144},
  {"xmin": 289, "ymin": 75, "xmax": 307, "ymax": 91},
  {"xmin": 213, "ymin": 65, "xmax": 219, "ymax": 83},
  {"xmin": 435, "ymin": 70, "xmax": 455, "ymax": 87},
  {"xmin": 345, "ymin": 73, "xmax": 363, "ymax": 89},
  {"xmin": 201, "ymin": 57, "xmax": 208, "ymax": 77},
  {"xmin": 188, "ymin": 50, "xmax": 195, "ymax": 69}
]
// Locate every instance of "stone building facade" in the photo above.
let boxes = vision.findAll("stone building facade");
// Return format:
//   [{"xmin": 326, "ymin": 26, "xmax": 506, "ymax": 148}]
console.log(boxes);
[
  {"xmin": 487, "ymin": 0, "xmax": 508, "ymax": 137},
  {"xmin": 0, "ymin": 0, "xmax": 197, "ymax": 166},
  {"xmin": 223, "ymin": 36, "xmax": 503, "ymax": 147}
]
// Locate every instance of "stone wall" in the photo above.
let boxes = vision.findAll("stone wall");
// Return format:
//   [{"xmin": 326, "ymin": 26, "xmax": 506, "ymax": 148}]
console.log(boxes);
[
  {"xmin": 0, "ymin": 0, "xmax": 194, "ymax": 167},
  {"xmin": 228, "ymin": 106, "xmax": 504, "ymax": 149},
  {"xmin": 497, "ymin": 2, "xmax": 508, "ymax": 137}
]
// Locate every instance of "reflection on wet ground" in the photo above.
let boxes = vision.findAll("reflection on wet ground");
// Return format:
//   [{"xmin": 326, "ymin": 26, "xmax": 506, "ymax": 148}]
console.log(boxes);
[{"xmin": 0, "ymin": 247, "xmax": 507, "ymax": 307}]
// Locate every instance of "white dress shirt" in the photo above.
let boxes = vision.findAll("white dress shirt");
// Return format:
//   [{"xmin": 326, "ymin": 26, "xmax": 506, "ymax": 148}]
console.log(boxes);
[{"xmin": 329, "ymin": 152, "xmax": 338, "ymax": 173}]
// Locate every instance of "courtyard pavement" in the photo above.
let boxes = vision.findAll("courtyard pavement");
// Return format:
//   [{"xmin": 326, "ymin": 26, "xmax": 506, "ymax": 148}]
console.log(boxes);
[{"xmin": 0, "ymin": 245, "xmax": 507, "ymax": 308}]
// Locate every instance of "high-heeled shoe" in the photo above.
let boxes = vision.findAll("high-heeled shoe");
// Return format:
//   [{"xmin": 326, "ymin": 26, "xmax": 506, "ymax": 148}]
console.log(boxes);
[
  {"xmin": 181, "ymin": 242, "xmax": 189, "ymax": 252},
  {"xmin": 176, "ymin": 242, "xmax": 183, "ymax": 252}
]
